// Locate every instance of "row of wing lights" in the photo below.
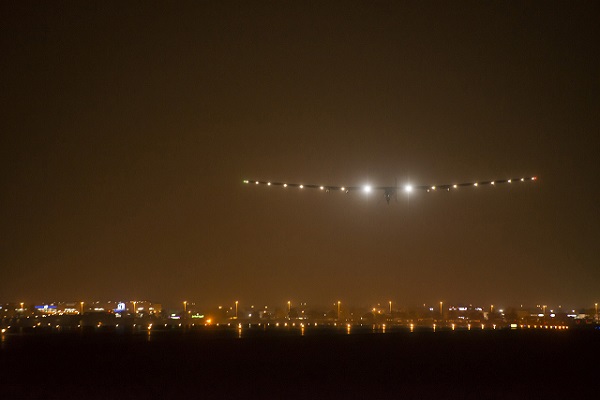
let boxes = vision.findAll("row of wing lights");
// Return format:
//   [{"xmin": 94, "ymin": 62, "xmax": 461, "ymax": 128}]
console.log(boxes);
[{"xmin": 244, "ymin": 177, "xmax": 536, "ymax": 193}]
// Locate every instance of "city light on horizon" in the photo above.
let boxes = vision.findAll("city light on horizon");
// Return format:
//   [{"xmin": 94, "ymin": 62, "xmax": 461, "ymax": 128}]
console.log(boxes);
[{"xmin": 1, "ymin": 297, "xmax": 595, "ymax": 339}]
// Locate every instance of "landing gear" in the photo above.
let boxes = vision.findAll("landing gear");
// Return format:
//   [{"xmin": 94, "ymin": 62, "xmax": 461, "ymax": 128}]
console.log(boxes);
[{"xmin": 384, "ymin": 190, "xmax": 393, "ymax": 205}]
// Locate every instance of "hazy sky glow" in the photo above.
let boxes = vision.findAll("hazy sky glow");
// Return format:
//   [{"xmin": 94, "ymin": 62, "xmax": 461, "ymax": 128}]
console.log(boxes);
[{"xmin": 1, "ymin": 2, "xmax": 598, "ymax": 308}]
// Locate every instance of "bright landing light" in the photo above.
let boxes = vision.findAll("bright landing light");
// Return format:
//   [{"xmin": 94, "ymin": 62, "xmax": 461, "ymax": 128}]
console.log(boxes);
[
  {"xmin": 363, "ymin": 185, "xmax": 372, "ymax": 193},
  {"xmin": 404, "ymin": 185, "xmax": 413, "ymax": 193}
]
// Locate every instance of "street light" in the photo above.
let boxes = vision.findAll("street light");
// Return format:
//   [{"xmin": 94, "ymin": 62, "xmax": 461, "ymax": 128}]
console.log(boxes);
[
  {"xmin": 287, "ymin": 301, "xmax": 291, "ymax": 313},
  {"xmin": 439, "ymin": 301, "xmax": 443, "ymax": 320},
  {"xmin": 80, "ymin": 301, "xmax": 84, "ymax": 314},
  {"xmin": 337, "ymin": 301, "xmax": 341, "ymax": 320},
  {"xmin": 389, "ymin": 301, "xmax": 392, "ymax": 314},
  {"xmin": 183, "ymin": 301, "xmax": 187, "ymax": 315},
  {"xmin": 595, "ymin": 303, "xmax": 598, "ymax": 322},
  {"xmin": 235, "ymin": 301, "xmax": 238, "ymax": 319}
]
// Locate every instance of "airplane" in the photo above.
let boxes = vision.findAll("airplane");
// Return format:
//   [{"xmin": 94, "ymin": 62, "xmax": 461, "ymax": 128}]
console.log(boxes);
[{"xmin": 242, "ymin": 176, "xmax": 538, "ymax": 204}]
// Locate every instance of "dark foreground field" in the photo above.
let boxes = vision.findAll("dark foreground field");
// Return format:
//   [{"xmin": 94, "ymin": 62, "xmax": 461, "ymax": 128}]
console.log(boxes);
[{"xmin": 1, "ymin": 328, "xmax": 598, "ymax": 399}]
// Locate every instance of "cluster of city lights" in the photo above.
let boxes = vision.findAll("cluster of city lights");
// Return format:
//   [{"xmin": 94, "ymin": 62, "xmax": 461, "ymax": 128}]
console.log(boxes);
[
  {"xmin": 519, "ymin": 325, "xmax": 568, "ymax": 330},
  {"xmin": 243, "ymin": 176, "xmax": 538, "ymax": 195}
]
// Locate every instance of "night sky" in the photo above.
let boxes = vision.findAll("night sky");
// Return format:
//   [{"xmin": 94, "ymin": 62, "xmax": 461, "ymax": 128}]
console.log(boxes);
[{"xmin": 1, "ymin": 2, "xmax": 598, "ymax": 309}]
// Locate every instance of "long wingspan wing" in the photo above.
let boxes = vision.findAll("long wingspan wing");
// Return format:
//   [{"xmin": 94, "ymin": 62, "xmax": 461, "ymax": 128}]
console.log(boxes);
[{"xmin": 243, "ymin": 177, "xmax": 537, "ymax": 193}]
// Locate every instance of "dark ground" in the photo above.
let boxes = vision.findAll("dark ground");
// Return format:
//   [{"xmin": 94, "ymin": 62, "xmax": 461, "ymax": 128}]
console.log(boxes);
[{"xmin": 1, "ymin": 328, "xmax": 598, "ymax": 399}]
